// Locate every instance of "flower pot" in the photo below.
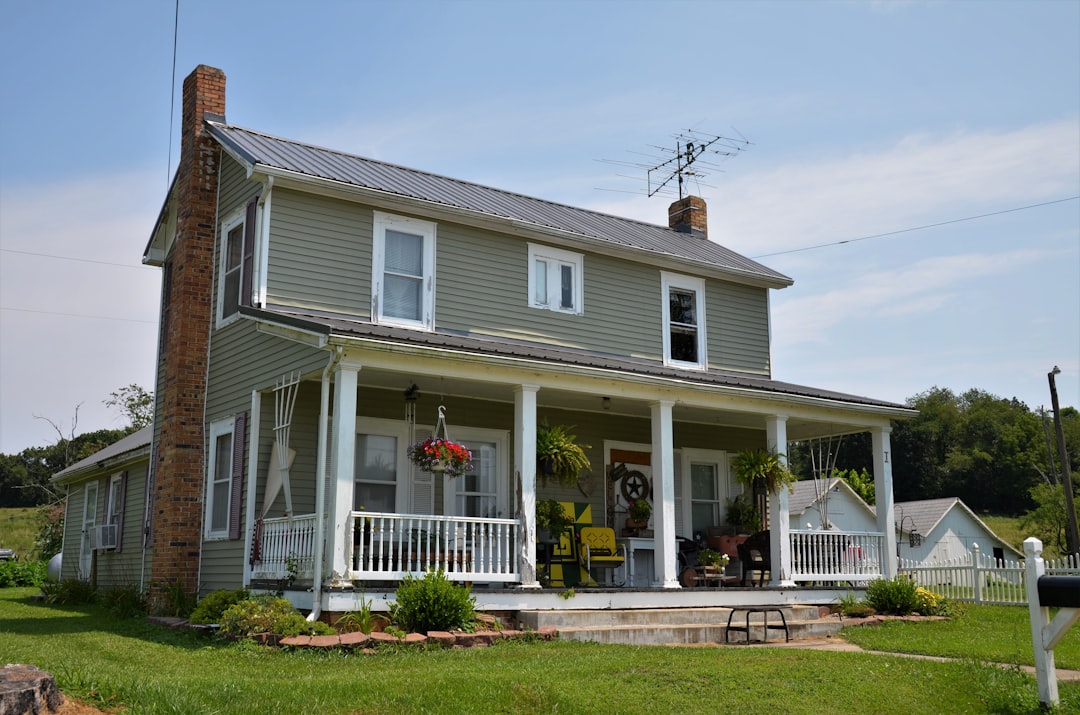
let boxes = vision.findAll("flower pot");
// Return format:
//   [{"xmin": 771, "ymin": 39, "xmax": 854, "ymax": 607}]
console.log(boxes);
[{"xmin": 625, "ymin": 518, "xmax": 649, "ymax": 529}]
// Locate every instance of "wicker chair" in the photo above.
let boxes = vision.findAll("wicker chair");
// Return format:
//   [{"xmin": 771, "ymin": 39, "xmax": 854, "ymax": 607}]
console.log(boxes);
[{"xmin": 737, "ymin": 530, "xmax": 771, "ymax": 586}]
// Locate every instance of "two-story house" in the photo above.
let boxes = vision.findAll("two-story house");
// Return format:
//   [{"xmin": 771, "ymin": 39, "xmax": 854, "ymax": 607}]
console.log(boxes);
[{"xmin": 54, "ymin": 65, "xmax": 913, "ymax": 615}]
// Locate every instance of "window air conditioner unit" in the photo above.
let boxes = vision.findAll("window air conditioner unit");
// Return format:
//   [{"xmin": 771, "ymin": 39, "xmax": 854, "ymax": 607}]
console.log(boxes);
[{"xmin": 93, "ymin": 524, "xmax": 118, "ymax": 551}]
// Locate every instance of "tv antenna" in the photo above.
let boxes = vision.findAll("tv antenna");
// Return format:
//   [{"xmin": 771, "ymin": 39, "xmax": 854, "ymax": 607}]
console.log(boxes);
[{"xmin": 598, "ymin": 129, "xmax": 751, "ymax": 200}]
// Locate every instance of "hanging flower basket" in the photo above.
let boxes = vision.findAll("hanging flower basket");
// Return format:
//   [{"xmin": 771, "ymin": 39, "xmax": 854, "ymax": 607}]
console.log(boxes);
[{"xmin": 407, "ymin": 406, "xmax": 473, "ymax": 478}]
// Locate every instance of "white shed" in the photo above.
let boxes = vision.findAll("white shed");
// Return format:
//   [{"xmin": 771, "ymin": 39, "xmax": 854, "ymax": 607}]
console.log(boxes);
[
  {"xmin": 891, "ymin": 497, "xmax": 1023, "ymax": 565},
  {"xmin": 788, "ymin": 478, "xmax": 877, "ymax": 533}
]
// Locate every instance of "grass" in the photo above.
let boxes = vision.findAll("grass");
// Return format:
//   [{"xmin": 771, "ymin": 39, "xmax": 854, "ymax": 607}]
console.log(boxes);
[
  {"xmin": 842, "ymin": 603, "xmax": 1080, "ymax": 670},
  {"xmin": 2, "ymin": 588, "xmax": 1079, "ymax": 713},
  {"xmin": 982, "ymin": 514, "xmax": 1027, "ymax": 553},
  {"xmin": 0, "ymin": 507, "xmax": 38, "ymax": 559}
]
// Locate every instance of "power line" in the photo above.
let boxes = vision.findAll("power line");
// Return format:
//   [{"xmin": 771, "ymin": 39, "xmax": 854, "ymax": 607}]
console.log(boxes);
[
  {"xmin": 1, "ymin": 306, "xmax": 157, "ymax": 325},
  {"xmin": 751, "ymin": 196, "xmax": 1080, "ymax": 259},
  {"xmin": 0, "ymin": 248, "xmax": 156, "ymax": 270}
]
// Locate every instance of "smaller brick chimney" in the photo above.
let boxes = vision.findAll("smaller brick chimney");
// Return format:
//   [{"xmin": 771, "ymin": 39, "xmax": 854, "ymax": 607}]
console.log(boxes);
[{"xmin": 668, "ymin": 196, "xmax": 707, "ymax": 239}]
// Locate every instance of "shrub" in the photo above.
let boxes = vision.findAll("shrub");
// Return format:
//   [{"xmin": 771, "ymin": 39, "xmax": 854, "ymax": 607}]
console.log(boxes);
[
  {"xmin": 41, "ymin": 578, "xmax": 97, "ymax": 606},
  {"xmin": 218, "ymin": 594, "xmax": 333, "ymax": 637},
  {"xmin": 865, "ymin": 576, "xmax": 920, "ymax": 615},
  {"xmin": 189, "ymin": 588, "xmax": 249, "ymax": 625},
  {"xmin": 98, "ymin": 584, "xmax": 147, "ymax": 619},
  {"xmin": 390, "ymin": 569, "xmax": 476, "ymax": 633},
  {"xmin": 334, "ymin": 595, "xmax": 385, "ymax": 634},
  {"xmin": 835, "ymin": 591, "xmax": 875, "ymax": 618},
  {"xmin": 0, "ymin": 559, "xmax": 47, "ymax": 588}
]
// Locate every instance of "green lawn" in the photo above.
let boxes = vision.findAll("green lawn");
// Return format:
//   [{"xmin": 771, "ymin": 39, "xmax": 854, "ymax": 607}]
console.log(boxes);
[
  {"xmin": 2, "ymin": 589, "xmax": 1079, "ymax": 714},
  {"xmin": 842, "ymin": 603, "xmax": 1080, "ymax": 670},
  {"xmin": 0, "ymin": 507, "xmax": 38, "ymax": 559}
]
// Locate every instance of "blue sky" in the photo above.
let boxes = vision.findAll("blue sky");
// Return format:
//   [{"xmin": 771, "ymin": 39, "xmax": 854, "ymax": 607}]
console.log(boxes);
[{"xmin": 1, "ymin": 0, "xmax": 1077, "ymax": 454}]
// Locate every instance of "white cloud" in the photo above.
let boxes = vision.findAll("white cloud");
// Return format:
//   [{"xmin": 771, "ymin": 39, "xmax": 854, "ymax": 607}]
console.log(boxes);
[{"xmin": 771, "ymin": 248, "xmax": 1060, "ymax": 350}]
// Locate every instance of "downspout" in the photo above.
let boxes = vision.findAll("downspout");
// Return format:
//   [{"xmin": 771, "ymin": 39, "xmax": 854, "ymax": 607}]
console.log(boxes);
[{"xmin": 308, "ymin": 346, "xmax": 343, "ymax": 621}]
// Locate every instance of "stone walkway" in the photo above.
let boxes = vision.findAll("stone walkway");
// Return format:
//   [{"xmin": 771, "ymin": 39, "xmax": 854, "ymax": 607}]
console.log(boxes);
[{"xmin": 705, "ymin": 635, "xmax": 1080, "ymax": 682}]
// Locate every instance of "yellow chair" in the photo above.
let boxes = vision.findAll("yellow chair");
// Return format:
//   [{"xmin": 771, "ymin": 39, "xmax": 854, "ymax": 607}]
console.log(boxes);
[{"xmin": 577, "ymin": 527, "xmax": 627, "ymax": 586}]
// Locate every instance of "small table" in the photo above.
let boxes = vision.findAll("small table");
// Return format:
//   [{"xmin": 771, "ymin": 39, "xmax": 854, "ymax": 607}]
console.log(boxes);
[{"xmin": 725, "ymin": 607, "xmax": 789, "ymax": 643}]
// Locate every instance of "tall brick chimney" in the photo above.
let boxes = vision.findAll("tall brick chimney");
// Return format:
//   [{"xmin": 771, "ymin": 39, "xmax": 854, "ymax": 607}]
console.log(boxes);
[
  {"xmin": 668, "ymin": 196, "xmax": 707, "ymax": 239},
  {"xmin": 150, "ymin": 65, "xmax": 225, "ymax": 606}
]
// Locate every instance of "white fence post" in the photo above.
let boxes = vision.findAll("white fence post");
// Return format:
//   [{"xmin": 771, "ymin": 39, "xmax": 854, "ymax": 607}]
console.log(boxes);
[{"xmin": 972, "ymin": 543, "xmax": 982, "ymax": 604}]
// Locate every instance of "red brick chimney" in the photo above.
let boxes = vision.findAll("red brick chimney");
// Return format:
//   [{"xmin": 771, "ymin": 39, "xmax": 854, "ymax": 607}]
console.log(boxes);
[
  {"xmin": 668, "ymin": 196, "xmax": 708, "ymax": 239},
  {"xmin": 150, "ymin": 65, "xmax": 225, "ymax": 606}
]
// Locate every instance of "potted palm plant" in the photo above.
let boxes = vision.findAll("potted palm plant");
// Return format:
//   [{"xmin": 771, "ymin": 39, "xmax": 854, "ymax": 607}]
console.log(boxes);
[{"xmin": 536, "ymin": 422, "xmax": 591, "ymax": 486}]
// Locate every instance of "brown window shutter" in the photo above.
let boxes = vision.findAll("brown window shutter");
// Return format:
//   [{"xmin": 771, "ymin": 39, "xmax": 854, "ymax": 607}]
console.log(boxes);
[
  {"xmin": 229, "ymin": 412, "xmax": 247, "ymax": 540},
  {"xmin": 241, "ymin": 199, "xmax": 257, "ymax": 308},
  {"xmin": 115, "ymin": 471, "xmax": 128, "ymax": 553}
]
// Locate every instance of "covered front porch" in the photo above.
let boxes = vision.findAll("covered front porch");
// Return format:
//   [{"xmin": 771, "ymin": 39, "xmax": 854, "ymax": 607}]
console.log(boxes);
[{"xmin": 239, "ymin": 333, "xmax": 908, "ymax": 613}]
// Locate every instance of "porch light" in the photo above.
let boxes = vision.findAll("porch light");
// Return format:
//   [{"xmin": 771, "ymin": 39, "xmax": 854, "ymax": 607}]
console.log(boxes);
[{"xmin": 909, "ymin": 531, "xmax": 922, "ymax": 548}]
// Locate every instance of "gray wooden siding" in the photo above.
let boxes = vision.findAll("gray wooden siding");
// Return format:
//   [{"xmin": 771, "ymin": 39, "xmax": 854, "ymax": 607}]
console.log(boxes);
[
  {"xmin": 219, "ymin": 156, "xmax": 260, "ymax": 222},
  {"xmin": 59, "ymin": 465, "xmax": 152, "ymax": 589},
  {"xmin": 707, "ymin": 281, "xmax": 771, "ymax": 374},
  {"xmin": 201, "ymin": 321, "xmax": 327, "ymax": 592},
  {"xmin": 267, "ymin": 189, "xmax": 371, "ymax": 316},
  {"xmin": 260, "ymin": 192, "xmax": 772, "ymax": 373}
]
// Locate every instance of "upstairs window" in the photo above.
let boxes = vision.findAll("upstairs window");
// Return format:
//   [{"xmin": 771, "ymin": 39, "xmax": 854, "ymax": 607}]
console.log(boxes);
[
  {"xmin": 661, "ymin": 272, "xmax": 706, "ymax": 369},
  {"xmin": 528, "ymin": 244, "xmax": 583, "ymax": 315},
  {"xmin": 217, "ymin": 199, "xmax": 257, "ymax": 325},
  {"xmin": 372, "ymin": 211, "xmax": 436, "ymax": 329}
]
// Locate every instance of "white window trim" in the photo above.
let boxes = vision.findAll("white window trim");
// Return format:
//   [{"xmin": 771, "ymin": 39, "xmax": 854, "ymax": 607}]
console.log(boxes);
[
  {"xmin": 355, "ymin": 418, "xmax": 412, "ymax": 513},
  {"xmin": 527, "ymin": 243, "xmax": 584, "ymax": 315},
  {"xmin": 661, "ymin": 271, "xmax": 707, "ymax": 370},
  {"xmin": 371, "ymin": 211, "xmax": 436, "ymax": 330},
  {"xmin": 442, "ymin": 426, "xmax": 511, "ymax": 519},
  {"xmin": 205, "ymin": 416, "xmax": 236, "ymax": 540},
  {"xmin": 105, "ymin": 472, "xmax": 123, "ymax": 527},
  {"xmin": 216, "ymin": 208, "xmax": 246, "ymax": 328}
]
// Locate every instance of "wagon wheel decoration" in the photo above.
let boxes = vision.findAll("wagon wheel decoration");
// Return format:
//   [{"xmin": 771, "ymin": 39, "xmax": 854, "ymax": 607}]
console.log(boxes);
[{"xmin": 620, "ymin": 469, "xmax": 650, "ymax": 502}]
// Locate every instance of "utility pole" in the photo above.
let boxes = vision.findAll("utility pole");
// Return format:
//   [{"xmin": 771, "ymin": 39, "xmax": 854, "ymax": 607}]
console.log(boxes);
[{"xmin": 1048, "ymin": 366, "xmax": 1079, "ymax": 556}]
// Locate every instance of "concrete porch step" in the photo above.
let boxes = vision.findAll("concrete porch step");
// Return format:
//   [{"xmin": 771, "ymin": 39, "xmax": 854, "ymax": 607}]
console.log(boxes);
[{"xmin": 518, "ymin": 606, "xmax": 844, "ymax": 646}]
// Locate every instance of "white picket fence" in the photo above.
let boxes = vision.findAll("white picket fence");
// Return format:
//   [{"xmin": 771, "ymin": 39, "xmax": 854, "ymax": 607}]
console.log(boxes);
[{"xmin": 899, "ymin": 544, "xmax": 1080, "ymax": 605}]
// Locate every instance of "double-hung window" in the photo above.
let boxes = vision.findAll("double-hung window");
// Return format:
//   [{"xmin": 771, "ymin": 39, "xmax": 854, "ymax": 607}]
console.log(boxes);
[
  {"xmin": 372, "ymin": 211, "xmax": 436, "ymax": 330},
  {"xmin": 217, "ymin": 199, "xmax": 257, "ymax": 326},
  {"xmin": 661, "ymin": 272, "xmax": 707, "ymax": 369},
  {"xmin": 205, "ymin": 416, "xmax": 244, "ymax": 540},
  {"xmin": 528, "ymin": 244, "xmax": 583, "ymax": 314}
]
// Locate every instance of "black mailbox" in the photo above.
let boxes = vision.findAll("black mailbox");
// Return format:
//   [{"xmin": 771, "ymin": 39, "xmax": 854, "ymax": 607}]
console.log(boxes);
[{"xmin": 1037, "ymin": 576, "xmax": 1080, "ymax": 608}]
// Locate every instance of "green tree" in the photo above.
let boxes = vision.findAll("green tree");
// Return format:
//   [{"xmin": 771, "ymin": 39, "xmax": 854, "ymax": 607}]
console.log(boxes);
[
  {"xmin": 104, "ymin": 384, "xmax": 154, "ymax": 430},
  {"xmin": 1022, "ymin": 482, "xmax": 1069, "ymax": 557},
  {"xmin": 836, "ymin": 467, "xmax": 875, "ymax": 505}
]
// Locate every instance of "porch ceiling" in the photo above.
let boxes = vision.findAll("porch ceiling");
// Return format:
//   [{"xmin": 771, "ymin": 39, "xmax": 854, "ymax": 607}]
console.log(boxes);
[{"xmin": 348, "ymin": 365, "xmax": 882, "ymax": 441}]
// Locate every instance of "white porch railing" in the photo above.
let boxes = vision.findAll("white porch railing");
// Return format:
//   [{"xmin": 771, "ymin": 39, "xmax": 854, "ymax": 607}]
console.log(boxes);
[
  {"xmin": 900, "ymin": 545, "xmax": 1080, "ymax": 605},
  {"xmin": 789, "ymin": 529, "xmax": 885, "ymax": 583},
  {"xmin": 250, "ymin": 514, "xmax": 318, "ymax": 580},
  {"xmin": 349, "ymin": 511, "xmax": 520, "ymax": 583}
]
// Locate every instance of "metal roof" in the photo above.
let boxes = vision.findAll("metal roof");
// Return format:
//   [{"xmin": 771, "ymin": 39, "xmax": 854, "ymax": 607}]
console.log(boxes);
[
  {"xmin": 247, "ymin": 305, "xmax": 909, "ymax": 412},
  {"xmin": 206, "ymin": 120, "xmax": 792, "ymax": 287},
  {"xmin": 52, "ymin": 426, "xmax": 152, "ymax": 483}
]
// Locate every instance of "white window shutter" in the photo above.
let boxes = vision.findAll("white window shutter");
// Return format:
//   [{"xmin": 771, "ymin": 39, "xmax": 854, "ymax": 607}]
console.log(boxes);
[
  {"xmin": 411, "ymin": 429, "xmax": 434, "ymax": 514},
  {"xmin": 673, "ymin": 455, "xmax": 685, "ymax": 538}
]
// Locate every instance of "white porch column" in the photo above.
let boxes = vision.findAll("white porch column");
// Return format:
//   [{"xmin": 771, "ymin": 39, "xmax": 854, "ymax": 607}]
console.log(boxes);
[
  {"xmin": 515, "ymin": 384, "xmax": 541, "ymax": 588},
  {"xmin": 873, "ymin": 426, "xmax": 898, "ymax": 578},
  {"xmin": 329, "ymin": 360, "xmax": 360, "ymax": 584},
  {"xmin": 651, "ymin": 400, "xmax": 679, "ymax": 588},
  {"xmin": 766, "ymin": 414, "xmax": 795, "ymax": 587}
]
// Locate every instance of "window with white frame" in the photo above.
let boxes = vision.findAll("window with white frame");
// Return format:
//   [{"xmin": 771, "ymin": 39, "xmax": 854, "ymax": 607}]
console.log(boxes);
[
  {"xmin": 217, "ymin": 198, "xmax": 258, "ymax": 325},
  {"xmin": 661, "ymin": 272, "xmax": 707, "ymax": 369},
  {"xmin": 372, "ymin": 211, "xmax": 436, "ymax": 329},
  {"xmin": 528, "ymin": 243, "xmax": 583, "ymax": 314},
  {"xmin": 206, "ymin": 417, "xmax": 235, "ymax": 539},
  {"xmin": 355, "ymin": 434, "xmax": 399, "ymax": 512},
  {"xmin": 443, "ymin": 428, "xmax": 509, "ymax": 520}
]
